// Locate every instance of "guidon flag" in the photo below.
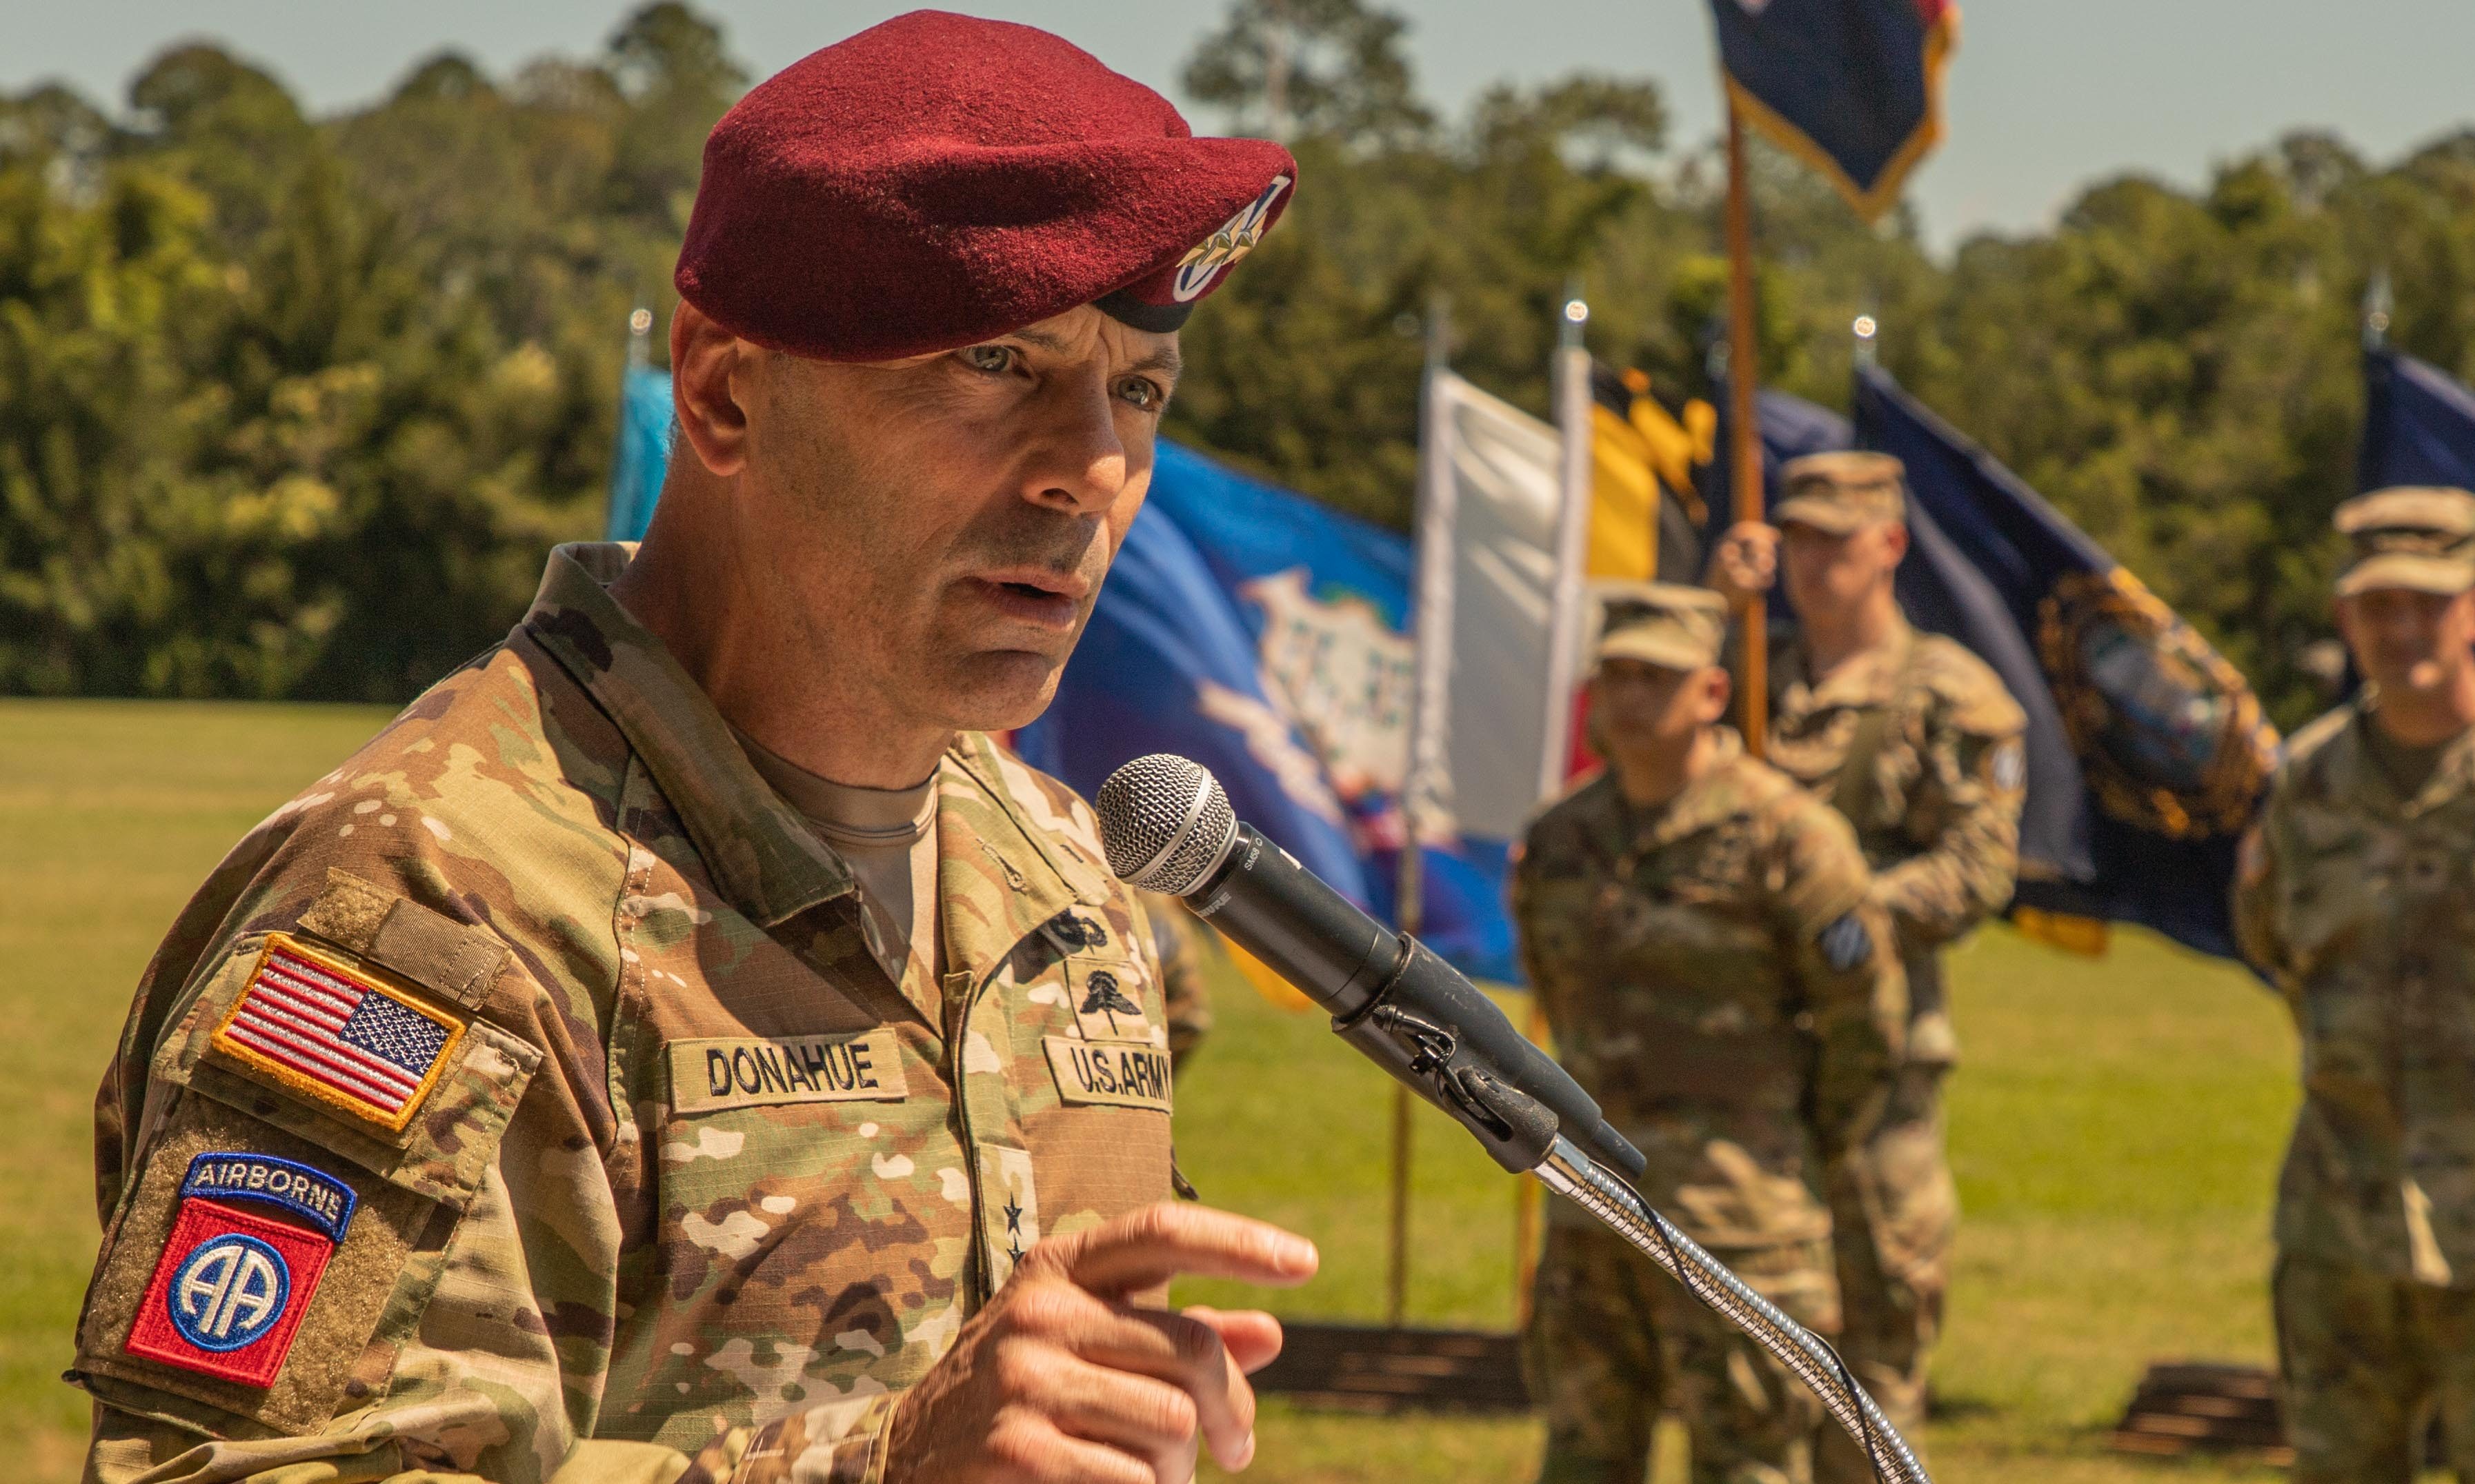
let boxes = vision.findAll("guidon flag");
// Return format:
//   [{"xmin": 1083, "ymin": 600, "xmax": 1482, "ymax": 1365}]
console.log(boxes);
[{"xmin": 1709, "ymin": 0, "xmax": 1958, "ymax": 221}]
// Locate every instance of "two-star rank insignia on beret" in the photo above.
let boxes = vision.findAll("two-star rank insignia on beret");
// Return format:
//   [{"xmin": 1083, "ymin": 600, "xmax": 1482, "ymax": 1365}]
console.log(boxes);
[
  {"xmin": 211, "ymin": 933, "xmax": 465, "ymax": 1134},
  {"xmin": 123, "ymin": 1153, "xmax": 357, "ymax": 1387}
]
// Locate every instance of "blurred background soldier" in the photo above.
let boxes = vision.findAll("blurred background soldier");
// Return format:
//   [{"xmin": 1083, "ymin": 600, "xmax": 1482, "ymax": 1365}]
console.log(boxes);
[
  {"xmin": 1143, "ymin": 890, "xmax": 1215, "ymax": 1070},
  {"xmin": 1515, "ymin": 583, "xmax": 1905, "ymax": 1484},
  {"xmin": 2234, "ymin": 486, "xmax": 2475, "ymax": 1483},
  {"xmin": 1709, "ymin": 452, "xmax": 2026, "ymax": 1477}
]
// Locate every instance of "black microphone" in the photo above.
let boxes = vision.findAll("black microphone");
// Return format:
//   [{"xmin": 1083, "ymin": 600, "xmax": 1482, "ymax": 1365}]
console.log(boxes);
[{"xmin": 1095, "ymin": 754, "xmax": 1646, "ymax": 1180}]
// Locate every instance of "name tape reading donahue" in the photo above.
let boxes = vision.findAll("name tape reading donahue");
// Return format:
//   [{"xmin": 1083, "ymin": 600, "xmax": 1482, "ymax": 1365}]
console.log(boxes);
[{"xmin": 668, "ymin": 1032, "xmax": 909, "ymax": 1113}]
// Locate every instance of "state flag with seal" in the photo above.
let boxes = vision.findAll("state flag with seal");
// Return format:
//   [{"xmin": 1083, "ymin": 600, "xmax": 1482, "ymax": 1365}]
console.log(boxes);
[{"xmin": 123, "ymin": 1152, "xmax": 357, "ymax": 1388}]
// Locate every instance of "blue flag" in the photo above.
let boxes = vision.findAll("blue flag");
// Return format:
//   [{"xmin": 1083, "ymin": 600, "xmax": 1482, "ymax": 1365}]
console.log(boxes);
[
  {"xmin": 1014, "ymin": 442, "xmax": 1519, "ymax": 983},
  {"xmin": 1709, "ymin": 371, "xmax": 2278, "ymax": 958},
  {"xmin": 2360, "ymin": 347, "xmax": 2475, "ymax": 492},
  {"xmin": 1856, "ymin": 366, "xmax": 2279, "ymax": 957},
  {"xmin": 1710, "ymin": 0, "xmax": 1957, "ymax": 221},
  {"xmin": 606, "ymin": 365, "xmax": 675, "ymax": 543}
]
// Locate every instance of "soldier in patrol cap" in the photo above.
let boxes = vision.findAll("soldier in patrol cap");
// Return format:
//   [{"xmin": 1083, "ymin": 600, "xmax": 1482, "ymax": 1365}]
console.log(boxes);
[
  {"xmin": 2235, "ymin": 485, "xmax": 2475, "ymax": 1481},
  {"xmin": 1709, "ymin": 450, "xmax": 2025, "ymax": 1476},
  {"xmin": 72, "ymin": 14, "xmax": 1320, "ymax": 1483},
  {"xmin": 1516, "ymin": 583, "xmax": 1905, "ymax": 1484}
]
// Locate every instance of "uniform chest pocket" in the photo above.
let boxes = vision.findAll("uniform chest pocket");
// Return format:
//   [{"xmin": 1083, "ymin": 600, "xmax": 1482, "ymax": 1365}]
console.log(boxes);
[
  {"xmin": 75, "ymin": 933, "xmax": 539, "ymax": 1437},
  {"xmin": 647, "ymin": 1026, "xmax": 968, "ymax": 1392}
]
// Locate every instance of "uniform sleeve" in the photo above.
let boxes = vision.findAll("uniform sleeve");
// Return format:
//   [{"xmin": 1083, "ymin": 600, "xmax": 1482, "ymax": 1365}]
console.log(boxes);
[
  {"xmin": 1771, "ymin": 803, "xmax": 1907, "ymax": 1167},
  {"xmin": 1873, "ymin": 676, "xmax": 2025, "ymax": 952},
  {"xmin": 74, "ymin": 841, "xmax": 749, "ymax": 1484},
  {"xmin": 2230, "ymin": 803, "xmax": 2291, "ymax": 990}
]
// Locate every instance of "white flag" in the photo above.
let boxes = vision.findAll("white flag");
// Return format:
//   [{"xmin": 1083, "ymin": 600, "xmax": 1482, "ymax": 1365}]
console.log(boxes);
[{"xmin": 1407, "ymin": 368, "xmax": 1589, "ymax": 846}]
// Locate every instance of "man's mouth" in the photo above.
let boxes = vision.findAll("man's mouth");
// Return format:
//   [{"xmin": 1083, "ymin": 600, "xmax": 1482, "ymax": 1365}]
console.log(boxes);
[{"xmin": 970, "ymin": 570, "xmax": 1089, "ymax": 630}]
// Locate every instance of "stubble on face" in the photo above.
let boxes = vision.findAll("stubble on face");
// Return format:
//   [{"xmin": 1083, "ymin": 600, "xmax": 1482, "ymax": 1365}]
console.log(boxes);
[{"xmin": 742, "ymin": 342, "xmax": 1136, "ymax": 740}]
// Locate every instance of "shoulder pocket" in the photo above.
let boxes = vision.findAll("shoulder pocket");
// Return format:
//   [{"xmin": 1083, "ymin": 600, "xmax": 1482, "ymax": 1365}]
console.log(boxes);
[{"xmin": 74, "ymin": 925, "xmax": 539, "ymax": 1438}]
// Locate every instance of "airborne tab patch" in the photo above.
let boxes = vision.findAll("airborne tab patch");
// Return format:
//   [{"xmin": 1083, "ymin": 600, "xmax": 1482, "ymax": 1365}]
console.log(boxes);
[
  {"xmin": 210, "ymin": 934, "xmax": 464, "ymax": 1135},
  {"xmin": 1042, "ymin": 1035, "xmax": 1173, "ymax": 1112},
  {"xmin": 179, "ymin": 1152, "xmax": 357, "ymax": 1244}
]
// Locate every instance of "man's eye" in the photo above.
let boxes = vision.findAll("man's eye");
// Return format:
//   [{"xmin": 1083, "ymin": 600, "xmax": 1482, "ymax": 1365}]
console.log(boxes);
[
  {"xmin": 960, "ymin": 344, "xmax": 1015, "ymax": 374},
  {"xmin": 1117, "ymin": 377, "xmax": 1163, "ymax": 411}
]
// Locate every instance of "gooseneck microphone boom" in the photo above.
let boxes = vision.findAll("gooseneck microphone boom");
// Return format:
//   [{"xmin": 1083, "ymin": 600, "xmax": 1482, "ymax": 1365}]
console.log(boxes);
[{"xmin": 1095, "ymin": 755, "xmax": 1930, "ymax": 1484}]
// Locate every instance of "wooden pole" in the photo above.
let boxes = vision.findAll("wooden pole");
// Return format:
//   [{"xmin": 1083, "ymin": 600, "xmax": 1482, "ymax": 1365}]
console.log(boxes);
[{"xmin": 1723, "ymin": 103, "xmax": 1767, "ymax": 758}]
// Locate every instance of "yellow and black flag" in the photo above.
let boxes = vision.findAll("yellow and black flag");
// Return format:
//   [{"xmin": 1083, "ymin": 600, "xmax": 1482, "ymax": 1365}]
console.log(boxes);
[{"xmin": 1587, "ymin": 365, "xmax": 1716, "ymax": 585}]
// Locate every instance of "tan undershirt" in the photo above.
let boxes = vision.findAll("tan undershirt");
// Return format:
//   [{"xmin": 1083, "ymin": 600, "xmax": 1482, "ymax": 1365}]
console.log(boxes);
[{"xmin": 733, "ymin": 728, "xmax": 942, "ymax": 985}]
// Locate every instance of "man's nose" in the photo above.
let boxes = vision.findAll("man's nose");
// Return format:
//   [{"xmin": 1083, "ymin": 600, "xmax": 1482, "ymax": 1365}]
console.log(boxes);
[{"xmin": 1017, "ymin": 375, "xmax": 1131, "ymax": 514}]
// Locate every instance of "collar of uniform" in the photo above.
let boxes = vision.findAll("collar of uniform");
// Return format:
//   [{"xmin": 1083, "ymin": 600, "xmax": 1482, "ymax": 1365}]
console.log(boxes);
[
  {"xmin": 2340, "ymin": 695, "xmax": 2475, "ymax": 818},
  {"xmin": 519, "ymin": 542, "xmax": 859, "ymax": 927},
  {"xmin": 1779, "ymin": 614, "xmax": 1916, "ymax": 719},
  {"xmin": 1618, "ymin": 728, "xmax": 1752, "ymax": 850}
]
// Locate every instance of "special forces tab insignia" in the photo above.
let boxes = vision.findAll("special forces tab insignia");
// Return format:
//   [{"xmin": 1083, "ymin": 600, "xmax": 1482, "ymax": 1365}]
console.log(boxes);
[{"xmin": 123, "ymin": 1153, "xmax": 357, "ymax": 1387}]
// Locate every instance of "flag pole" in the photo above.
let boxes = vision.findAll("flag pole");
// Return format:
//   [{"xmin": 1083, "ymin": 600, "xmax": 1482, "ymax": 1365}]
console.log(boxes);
[
  {"xmin": 1542, "ymin": 281, "xmax": 1595, "ymax": 794},
  {"xmin": 1389, "ymin": 299, "xmax": 1458, "ymax": 1330},
  {"xmin": 1724, "ymin": 103, "xmax": 1768, "ymax": 757}
]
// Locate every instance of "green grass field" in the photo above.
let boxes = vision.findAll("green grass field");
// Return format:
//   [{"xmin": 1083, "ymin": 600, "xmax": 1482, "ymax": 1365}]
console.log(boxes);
[{"xmin": 1, "ymin": 698, "xmax": 2305, "ymax": 1483}]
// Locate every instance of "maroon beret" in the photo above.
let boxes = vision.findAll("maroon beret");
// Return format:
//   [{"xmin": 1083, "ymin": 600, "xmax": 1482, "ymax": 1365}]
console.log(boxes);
[{"xmin": 675, "ymin": 10, "xmax": 1297, "ymax": 362}]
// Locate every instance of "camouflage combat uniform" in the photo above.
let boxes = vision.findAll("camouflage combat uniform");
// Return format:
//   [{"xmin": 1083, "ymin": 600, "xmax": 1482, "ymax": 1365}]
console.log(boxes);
[
  {"xmin": 72, "ymin": 543, "xmax": 1181, "ymax": 1484},
  {"xmin": 1755, "ymin": 454, "xmax": 2026, "ymax": 1476},
  {"xmin": 1143, "ymin": 892, "xmax": 1214, "ymax": 1070},
  {"xmin": 2232, "ymin": 486, "xmax": 2475, "ymax": 1482},
  {"xmin": 1517, "ymin": 725, "xmax": 1905, "ymax": 1484}
]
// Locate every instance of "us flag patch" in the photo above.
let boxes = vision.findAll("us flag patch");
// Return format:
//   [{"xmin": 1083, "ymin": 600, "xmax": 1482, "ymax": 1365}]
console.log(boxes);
[{"xmin": 211, "ymin": 934, "xmax": 465, "ymax": 1134}]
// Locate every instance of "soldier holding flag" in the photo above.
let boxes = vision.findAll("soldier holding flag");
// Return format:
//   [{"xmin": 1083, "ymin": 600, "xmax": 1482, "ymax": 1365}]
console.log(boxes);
[{"xmin": 1710, "ymin": 452, "xmax": 2027, "ymax": 1478}]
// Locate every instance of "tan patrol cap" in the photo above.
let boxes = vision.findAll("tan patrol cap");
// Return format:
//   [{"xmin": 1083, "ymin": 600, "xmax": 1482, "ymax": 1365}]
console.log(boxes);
[
  {"xmin": 1774, "ymin": 451, "xmax": 1907, "ymax": 534},
  {"xmin": 2332, "ymin": 485, "xmax": 2475, "ymax": 596},
  {"xmin": 1591, "ymin": 582, "xmax": 1729, "ymax": 672}
]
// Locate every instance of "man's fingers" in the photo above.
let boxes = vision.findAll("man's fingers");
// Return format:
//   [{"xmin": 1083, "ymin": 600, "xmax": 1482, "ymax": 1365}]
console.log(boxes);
[
  {"xmin": 1072, "ymin": 1304, "xmax": 1261, "ymax": 1470},
  {"xmin": 1184, "ymin": 1305, "xmax": 1284, "ymax": 1374},
  {"xmin": 1046, "ymin": 1203, "xmax": 1318, "ymax": 1297},
  {"xmin": 1026, "ymin": 1352, "xmax": 1204, "ymax": 1478},
  {"xmin": 985, "ymin": 1410, "xmax": 1157, "ymax": 1484}
]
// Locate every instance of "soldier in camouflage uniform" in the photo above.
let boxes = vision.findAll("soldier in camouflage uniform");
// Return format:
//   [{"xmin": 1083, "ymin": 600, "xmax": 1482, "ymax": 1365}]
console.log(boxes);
[
  {"xmin": 2234, "ymin": 486, "xmax": 2475, "ymax": 1483},
  {"xmin": 72, "ymin": 15, "xmax": 1318, "ymax": 1484},
  {"xmin": 1710, "ymin": 453, "xmax": 2025, "ymax": 1476},
  {"xmin": 1144, "ymin": 892, "xmax": 1215, "ymax": 1070},
  {"xmin": 1516, "ymin": 583, "xmax": 1906, "ymax": 1484}
]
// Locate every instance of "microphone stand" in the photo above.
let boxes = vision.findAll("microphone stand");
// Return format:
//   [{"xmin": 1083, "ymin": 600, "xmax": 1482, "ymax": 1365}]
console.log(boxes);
[{"xmin": 1335, "ymin": 939, "xmax": 1930, "ymax": 1484}]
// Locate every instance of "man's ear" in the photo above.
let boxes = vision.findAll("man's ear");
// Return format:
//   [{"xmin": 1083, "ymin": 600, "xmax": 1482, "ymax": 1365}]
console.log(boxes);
[
  {"xmin": 670, "ymin": 301, "xmax": 753, "ymax": 479},
  {"xmin": 1696, "ymin": 665, "xmax": 1733, "ymax": 725},
  {"xmin": 1879, "ymin": 521, "xmax": 1911, "ymax": 568}
]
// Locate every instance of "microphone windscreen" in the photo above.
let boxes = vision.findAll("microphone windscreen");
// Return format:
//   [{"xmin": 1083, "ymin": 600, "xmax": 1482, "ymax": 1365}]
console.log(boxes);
[{"xmin": 1095, "ymin": 754, "xmax": 1237, "ymax": 894}]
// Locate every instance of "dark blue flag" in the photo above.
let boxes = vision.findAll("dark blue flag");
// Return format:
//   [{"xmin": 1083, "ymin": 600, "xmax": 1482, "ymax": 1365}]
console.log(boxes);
[
  {"xmin": 2360, "ymin": 346, "xmax": 2475, "ymax": 492},
  {"xmin": 1855, "ymin": 366, "xmax": 2278, "ymax": 957},
  {"xmin": 1707, "ymin": 370, "xmax": 2278, "ymax": 959},
  {"xmin": 1710, "ymin": 0, "xmax": 1957, "ymax": 221}
]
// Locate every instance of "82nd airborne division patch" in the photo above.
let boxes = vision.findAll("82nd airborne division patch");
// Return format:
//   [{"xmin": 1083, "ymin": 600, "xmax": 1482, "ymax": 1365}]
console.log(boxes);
[{"xmin": 123, "ymin": 1153, "xmax": 357, "ymax": 1387}]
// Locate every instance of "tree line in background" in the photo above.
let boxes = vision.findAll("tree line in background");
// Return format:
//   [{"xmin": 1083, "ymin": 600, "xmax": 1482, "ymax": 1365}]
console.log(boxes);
[{"xmin": 3, "ymin": 0, "xmax": 2473, "ymax": 725}]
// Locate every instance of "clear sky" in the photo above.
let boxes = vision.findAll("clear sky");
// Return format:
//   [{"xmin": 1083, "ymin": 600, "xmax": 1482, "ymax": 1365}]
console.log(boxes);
[{"xmin": 10, "ymin": 1, "xmax": 2474, "ymax": 254}]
